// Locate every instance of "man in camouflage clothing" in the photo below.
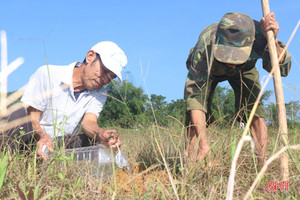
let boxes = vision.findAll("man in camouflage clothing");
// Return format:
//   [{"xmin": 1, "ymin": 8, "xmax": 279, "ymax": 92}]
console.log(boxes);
[{"xmin": 184, "ymin": 12, "xmax": 291, "ymax": 164}]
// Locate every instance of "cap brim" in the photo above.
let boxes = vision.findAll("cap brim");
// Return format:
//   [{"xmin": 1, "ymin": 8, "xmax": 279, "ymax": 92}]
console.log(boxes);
[
  {"xmin": 214, "ymin": 44, "xmax": 252, "ymax": 65},
  {"xmin": 101, "ymin": 57, "xmax": 123, "ymax": 84}
]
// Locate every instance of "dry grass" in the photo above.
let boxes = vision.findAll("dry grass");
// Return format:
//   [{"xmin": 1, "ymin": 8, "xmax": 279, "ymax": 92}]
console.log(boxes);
[{"xmin": 1, "ymin": 123, "xmax": 299, "ymax": 199}]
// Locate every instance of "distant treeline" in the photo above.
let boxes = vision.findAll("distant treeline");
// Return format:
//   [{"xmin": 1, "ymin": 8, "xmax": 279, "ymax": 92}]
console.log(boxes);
[
  {"xmin": 98, "ymin": 80, "xmax": 300, "ymax": 129},
  {"xmin": 7, "ymin": 81, "xmax": 299, "ymax": 129}
]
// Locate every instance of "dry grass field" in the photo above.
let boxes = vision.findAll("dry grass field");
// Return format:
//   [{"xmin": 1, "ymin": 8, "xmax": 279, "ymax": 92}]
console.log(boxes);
[{"xmin": 0, "ymin": 122, "xmax": 299, "ymax": 199}]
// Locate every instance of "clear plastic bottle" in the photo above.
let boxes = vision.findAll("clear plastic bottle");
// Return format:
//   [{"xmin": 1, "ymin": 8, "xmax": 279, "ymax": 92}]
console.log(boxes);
[
  {"xmin": 43, "ymin": 143, "xmax": 130, "ymax": 177},
  {"xmin": 64, "ymin": 144, "xmax": 115, "ymax": 177}
]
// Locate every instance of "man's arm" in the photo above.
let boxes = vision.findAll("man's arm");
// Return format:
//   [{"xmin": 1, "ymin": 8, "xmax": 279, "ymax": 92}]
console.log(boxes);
[
  {"xmin": 259, "ymin": 12, "xmax": 291, "ymax": 76},
  {"xmin": 27, "ymin": 106, "xmax": 53, "ymax": 158},
  {"xmin": 81, "ymin": 113, "xmax": 121, "ymax": 149},
  {"xmin": 190, "ymin": 110, "xmax": 206, "ymax": 137}
]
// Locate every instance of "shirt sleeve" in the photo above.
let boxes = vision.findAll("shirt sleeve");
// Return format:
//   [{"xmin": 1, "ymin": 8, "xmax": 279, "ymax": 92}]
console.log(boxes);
[
  {"xmin": 21, "ymin": 66, "xmax": 49, "ymax": 111},
  {"xmin": 85, "ymin": 88, "xmax": 107, "ymax": 117},
  {"xmin": 252, "ymin": 20, "xmax": 292, "ymax": 77},
  {"xmin": 184, "ymin": 46, "xmax": 210, "ymax": 112},
  {"xmin": 262, "ymin": 40, "xmax": 292, "ymax": 77},
  {"xmin": 184, "ymin": 23, "xmax": 217, "ymax": 112}
]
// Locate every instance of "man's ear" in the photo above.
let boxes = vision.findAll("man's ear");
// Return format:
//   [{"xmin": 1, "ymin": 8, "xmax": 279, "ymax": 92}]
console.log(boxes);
[{"xmin": 85, "ymin": 50, "xmax": 97, "ymax": 64}]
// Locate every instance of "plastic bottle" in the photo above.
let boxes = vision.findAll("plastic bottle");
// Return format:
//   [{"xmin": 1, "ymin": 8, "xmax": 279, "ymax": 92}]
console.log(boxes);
[
  {"xmin": 65, "ymin": 144, "xmax": 115, "ymax": 177},
  {"xmin": 43, "ymin": 143, "xmax": 130, "ymax": 177}
]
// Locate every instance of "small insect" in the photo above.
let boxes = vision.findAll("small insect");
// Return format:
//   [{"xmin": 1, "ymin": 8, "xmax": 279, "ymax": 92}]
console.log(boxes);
[{"xmin": 109, "ymin": 132, "xmax": 119, "ymax": 141}]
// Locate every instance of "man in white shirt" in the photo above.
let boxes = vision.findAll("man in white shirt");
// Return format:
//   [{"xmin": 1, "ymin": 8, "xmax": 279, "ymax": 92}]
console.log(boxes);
[{"xmin": 1, "ymin": 41, "xmax": 127, "ymax": 159}]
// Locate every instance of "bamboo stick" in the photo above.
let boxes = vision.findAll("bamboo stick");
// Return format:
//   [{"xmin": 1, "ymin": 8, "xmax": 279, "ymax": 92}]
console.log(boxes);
[
  {"xmin": 1, "ymin": 31, "xmax": 8, "ymax": 115},
  {"xmin": 261, "ymin": 0, "xmax": 289, "ymax": 181}
]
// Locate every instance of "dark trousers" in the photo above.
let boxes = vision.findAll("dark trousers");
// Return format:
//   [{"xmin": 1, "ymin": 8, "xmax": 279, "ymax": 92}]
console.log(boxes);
[{"xmin": 0, "ymin": 107, "xmax": 94, "ymax": 154}]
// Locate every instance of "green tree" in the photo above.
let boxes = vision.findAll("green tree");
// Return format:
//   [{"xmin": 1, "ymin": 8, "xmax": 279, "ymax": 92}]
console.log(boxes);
[
  {"xmin": 146, "ymin": 94, "xmax": 168, "ymax": 126},
  {"xmin": 261, "ymin": 90, "xmax": 273, "ymax": 102},
  {"xmin": 210, "ymin": 87, "xmax": 273, "ymax": 126},
  {"xmin": 264, "ymin": 100, "xmax": 300, "ymax": 128},
  {"xmin": 210, "ymin": 86, "xmax": 235, "ymax": 125},
  {"xmin": 98, "ymin": 80, "xmax": 148, "ymax": 128},
  {"xmin": 264, "ymin": 103, "xmax": 277, "ymax": 127},
  {"xmin": 166, "ymin": 99, "xmax": 186, "ymax": 124},
  {"xmin": 285, "ymin": 100, "xmax": 300, "ymax": 128}
]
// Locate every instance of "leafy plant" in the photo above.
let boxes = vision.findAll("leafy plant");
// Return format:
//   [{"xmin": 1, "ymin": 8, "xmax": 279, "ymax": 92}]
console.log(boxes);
[{"xmin": 0, "ymin": 152, "xmax": 8, "ymax": 190}]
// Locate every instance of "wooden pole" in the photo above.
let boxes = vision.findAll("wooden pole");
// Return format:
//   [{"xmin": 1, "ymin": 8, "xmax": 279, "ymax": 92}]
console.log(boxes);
[
  {"xmin": 261, "ymin": 0, "xmax": 289, "ymax": 181},
  {"xmin": 0, "ymin": 31, "xmax": 8, "ymax": 115}
]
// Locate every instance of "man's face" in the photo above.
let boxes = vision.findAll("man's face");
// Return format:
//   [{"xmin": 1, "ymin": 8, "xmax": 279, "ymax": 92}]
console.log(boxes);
[{"xmin": 82, "ymin": 54, "xmax": 117, "ymax": 90}]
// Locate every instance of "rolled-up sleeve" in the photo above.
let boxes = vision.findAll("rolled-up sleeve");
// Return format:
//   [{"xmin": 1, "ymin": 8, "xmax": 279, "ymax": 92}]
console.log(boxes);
[{"xmin": 262, "ymin": 40, "xmax": 292, "ymax": 77}]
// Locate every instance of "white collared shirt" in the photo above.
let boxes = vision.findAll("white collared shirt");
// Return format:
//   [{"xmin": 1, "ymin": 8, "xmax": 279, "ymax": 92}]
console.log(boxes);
[{"xmin": 21, "ymin": 62, "xmax": 107, "ymax": 138}]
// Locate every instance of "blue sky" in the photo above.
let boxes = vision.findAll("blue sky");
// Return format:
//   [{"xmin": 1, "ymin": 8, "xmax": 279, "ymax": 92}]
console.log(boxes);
[{"xmin": 1, "ymin": 0, "xmax": 299, "ymax": 104}]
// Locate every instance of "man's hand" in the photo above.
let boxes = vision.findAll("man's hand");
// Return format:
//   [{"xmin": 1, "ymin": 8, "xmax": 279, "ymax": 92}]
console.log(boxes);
[
  {"xmin": 260, "ymin": 12, "xmax": 279, "ymax": 39},
  {"xmin": 36, "ymin": 133, "xmax": 53, "ymax": 159},
  {"xmin": 97, "ymin": 128, "xmax": 121, "ymax": 150},
  {"xmin": 81, "ymin": 113, "xmax": 122, "ymax": 150},
  {"xmin": 27, "ymin": 106, "xmax": 53, "ymax": 159},
  {"xmin": 260, "ymin": 12, "xmax": 285, "ymax": 63}
]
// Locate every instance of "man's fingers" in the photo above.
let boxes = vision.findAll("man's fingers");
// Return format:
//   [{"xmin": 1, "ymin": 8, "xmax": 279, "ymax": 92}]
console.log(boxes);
[
  {"xmin": 103, "ymin": 130, "xmax": 117, "ymax": 139},
  {"xmin": 36, "ymin": 145, "xmax": 47, "ymax": 160},
  {"xmin": 266, "ymin": 12, "xmax": 275, "ymax": 19},
  {"xmin": 116, "ymin": 140, "xmax": 122, "ymax": 148},
  {"xmin": 47, "ymin": 143, "xmax": 54, "ymax": 152},
  {"xmin": 262, "ymin": 20, "xmax": 278, "ymax": 29},
  {"xmin": 108, "ymin": 138, "xmax": 121, "ymax": 151},
  {"xmin": 264, "ymin": 24, "xmax": 278, "ymax": 32},
  {"xmin": 261, "ymin": 12, "xmax": 279, "ymax": 39},
  {"xmin": 263, "ymin": 24, "xmax": 279, "ymax": 38},
  {"xmin": 264, "ymin": 12, "xmax": 275, "ymax": 22},
  {"xmin": 108, "ymin": 138, "xmax": 118, "ymax": 146},
  {"xmin": 37, "ymin": 148, "xmax": 43, "ymax": 157},
  {"xmin": 98, "ymin": 129, "xmax": 120, "ymax": 149},
  {"xmin": 36, "ymin": 138, "xmax": 53, "ymax": 159}
]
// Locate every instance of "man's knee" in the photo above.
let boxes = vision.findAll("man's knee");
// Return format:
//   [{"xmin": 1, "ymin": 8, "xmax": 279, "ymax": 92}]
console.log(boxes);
[{"xmin": 0, "ymin": 107, "xmax": 34, "ymax": 153}]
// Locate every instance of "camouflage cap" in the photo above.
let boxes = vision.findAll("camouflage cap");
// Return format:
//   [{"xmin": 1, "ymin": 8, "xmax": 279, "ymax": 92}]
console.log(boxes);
[{"xmin": 214, "ymin": 12, "xmax": 255, "ymax": 65}]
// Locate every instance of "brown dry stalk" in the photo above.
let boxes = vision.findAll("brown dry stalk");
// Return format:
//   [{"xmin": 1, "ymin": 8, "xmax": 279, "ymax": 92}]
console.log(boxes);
[
  {"xmin": 0, "ymin": 84, "xmax": 70, "ymax": 132},
  {"xmin": 154, "ymin": 137, "xmax": 180, "ymax": 200},
  {"xmin": 5, "ymin": 89, "xmax": 25, "ymax": 107},
  {"xmin": 155, "ymin": 125, "xmax": 181, "ymax": 138},
  {"xmin": 167, "ymin": 115, "xmax": 185, "ymax": 128},
  {"xmin": 0, "ymin": 115, "xmax": 31, "ymax": 133},
  {"xmin": 1, "ymin": 101, "xmax": 25, "ymax": 120}
]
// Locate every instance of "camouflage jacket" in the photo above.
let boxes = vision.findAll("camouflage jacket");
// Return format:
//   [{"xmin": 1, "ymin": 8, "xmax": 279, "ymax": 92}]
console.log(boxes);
[{"xmin": 184, "ymin": 20, "xmax": 291, "ymax": 111}]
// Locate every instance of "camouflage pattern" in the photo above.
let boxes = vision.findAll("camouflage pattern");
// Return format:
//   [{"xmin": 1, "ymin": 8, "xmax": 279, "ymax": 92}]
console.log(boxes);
[
  {"xmin": 214, "ymin": 12, "xmax": 255, "ymax": 64},
  {"xmin": 184, "ymin": 12, "xmax": 292, "ymax": 118}
]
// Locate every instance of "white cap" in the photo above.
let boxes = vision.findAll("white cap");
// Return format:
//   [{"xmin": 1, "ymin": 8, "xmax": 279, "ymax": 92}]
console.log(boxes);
[{"xmin": 91, "ymin": 41, "xmax": 127, "ymax": 83}]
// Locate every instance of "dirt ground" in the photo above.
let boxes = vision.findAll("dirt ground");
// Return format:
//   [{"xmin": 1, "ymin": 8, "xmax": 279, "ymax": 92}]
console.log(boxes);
[{"xmin": 102, "ymin": 163, "xmax": 170, "ymax": 196}]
